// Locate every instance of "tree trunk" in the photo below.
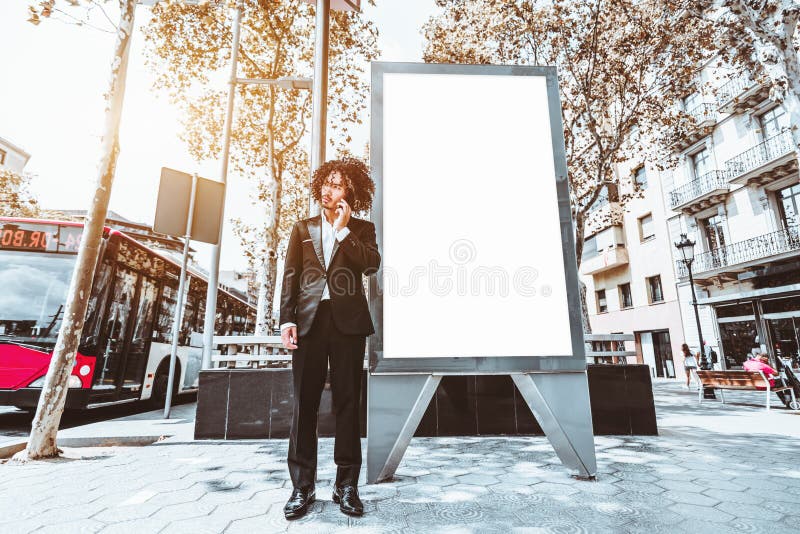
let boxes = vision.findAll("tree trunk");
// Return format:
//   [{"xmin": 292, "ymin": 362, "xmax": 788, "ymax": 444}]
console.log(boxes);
[
  {"xmin": 255, "ymin": 86, "xmax": 283, "ymax": 336},
  {"xmin": 14, "ymin": 0, "xmax": 136, "ymax": 462}
]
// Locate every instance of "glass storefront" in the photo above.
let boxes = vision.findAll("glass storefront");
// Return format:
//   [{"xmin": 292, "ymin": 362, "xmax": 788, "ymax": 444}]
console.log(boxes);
[
  {"xmin": 714, "ymin": 296, "xmax": 800, "ymax": 371},
  {"xmin": 716, "ymin": 302, "xmax": 760, "ymax": 369},
  {"xmin": 763, "ymin": 296, "xmax": 800, "ymax": 370}
]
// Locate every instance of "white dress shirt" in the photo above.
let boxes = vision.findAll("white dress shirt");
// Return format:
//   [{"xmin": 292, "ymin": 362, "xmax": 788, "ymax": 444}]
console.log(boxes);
[{"xmin": 280, "ymin": 214, "xmax": 350, "ymax": 332}]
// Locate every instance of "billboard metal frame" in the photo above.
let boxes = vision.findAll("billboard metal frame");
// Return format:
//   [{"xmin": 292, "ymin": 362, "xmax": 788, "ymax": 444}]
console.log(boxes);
[{"xmin": 366, "ymin": 62, "xmax": 597, "ymax": 483}]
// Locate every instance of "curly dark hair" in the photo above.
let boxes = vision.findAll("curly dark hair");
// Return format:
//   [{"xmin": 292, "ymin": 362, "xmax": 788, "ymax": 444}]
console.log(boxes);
[{"xmin": 310, "ymin": 157, "xmax": 375, "ymax": 214}]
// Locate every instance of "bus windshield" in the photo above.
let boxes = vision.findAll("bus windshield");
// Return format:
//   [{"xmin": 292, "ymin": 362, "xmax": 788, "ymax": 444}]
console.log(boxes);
[{"xmin": 0, "ymin": 250, "xmax": 76, "ymax": 349}]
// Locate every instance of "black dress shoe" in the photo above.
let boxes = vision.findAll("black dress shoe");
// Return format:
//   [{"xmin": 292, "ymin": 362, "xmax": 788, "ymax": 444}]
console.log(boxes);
[
  {"xmin": 332, "ymin": 484, "xmax": 364, "ymax": 516},
  {"xmin": 283, "ymin": 486, "xmax": 315, "ymax": 519}
]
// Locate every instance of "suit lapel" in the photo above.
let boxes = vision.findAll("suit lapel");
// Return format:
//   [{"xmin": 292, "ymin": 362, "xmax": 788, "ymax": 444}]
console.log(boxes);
[
  {"xmin": 307, "ymin": 214, "xmax": 326, "ymax": 272},
  {"xmin": 308, "ymin": 214, "xmax": 356, "ymax": 272}
]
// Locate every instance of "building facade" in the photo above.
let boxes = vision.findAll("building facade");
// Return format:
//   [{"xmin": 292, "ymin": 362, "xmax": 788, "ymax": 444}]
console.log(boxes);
[
  {"xmin": 580, "ymin": 156, "xmax": 687, "ymax": 380},
  {"xmin": 0, "ymin": 136, "xmax": 31, "ymax": 174},
  {"xmin": 662, "ymin": 64, "xmax": 799, "ymax": 372}
]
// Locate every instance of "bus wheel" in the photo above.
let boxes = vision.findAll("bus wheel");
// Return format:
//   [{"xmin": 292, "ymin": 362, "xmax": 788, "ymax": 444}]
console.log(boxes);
[{"xmin": 150, "ymin": 362, "xmax": 180, "ymax": 409}]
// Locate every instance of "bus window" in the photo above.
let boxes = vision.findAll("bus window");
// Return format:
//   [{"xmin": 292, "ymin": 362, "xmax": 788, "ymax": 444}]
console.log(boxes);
[
  {"xmin": 122, "ymin": 276, "xmax": 158, "ymax": 391},
  {"xmin": 195, "ymin": 297, "xmax": 206, "ymax": 334},
  {"xmin": 81, "ymin": 260, "xmax": 114, "ymax": 354},
  {"xmin": 180, "ymin": 293, "xmax": 197, "ymax": 345},
  {"xmin": 95, "ymin": 266, "xmax": 138, "ymax": 390},
  {"xmin": 0, "ymin": 251, "xmax": 75, "ymax": 349},
  {"xmin": 153, "ymin": 284, "xmax": 177, "ymax": 343}
]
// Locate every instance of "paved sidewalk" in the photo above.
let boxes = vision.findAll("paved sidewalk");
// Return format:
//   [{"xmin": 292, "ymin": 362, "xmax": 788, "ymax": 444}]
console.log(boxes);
[{"xmin": 1, "ymin": 381, "xmax": 798, "ymax": 533}]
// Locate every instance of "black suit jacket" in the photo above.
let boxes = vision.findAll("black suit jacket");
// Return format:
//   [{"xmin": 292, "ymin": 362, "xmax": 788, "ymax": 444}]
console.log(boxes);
[{"xmin": 279, "ymin": 214, "xmax": 381, "ymax": 339}]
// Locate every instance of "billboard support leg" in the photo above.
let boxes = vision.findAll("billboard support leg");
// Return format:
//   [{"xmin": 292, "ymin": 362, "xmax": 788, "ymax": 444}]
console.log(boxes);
[
  {"xmin": 366, "ymin": 373, "xmax": 441, "ymax": 484},
  {"xmin": 511, "ymin": 372, "xmax": 597, "ymax": 479}
]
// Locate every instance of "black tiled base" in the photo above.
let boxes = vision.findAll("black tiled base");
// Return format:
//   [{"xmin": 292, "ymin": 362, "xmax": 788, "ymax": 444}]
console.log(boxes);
[{"xmin": 195, "ymin": 364, "xmax": 657, "ymax": 439}]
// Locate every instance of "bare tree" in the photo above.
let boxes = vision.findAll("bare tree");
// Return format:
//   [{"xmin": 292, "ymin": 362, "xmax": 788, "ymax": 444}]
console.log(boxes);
[{"xmin": 13, "ymin": 0, "xmax": 136, "ymax": 462}]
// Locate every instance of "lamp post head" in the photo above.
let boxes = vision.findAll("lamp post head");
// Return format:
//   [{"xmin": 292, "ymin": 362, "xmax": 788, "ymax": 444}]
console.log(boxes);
[{"xmin": 674, "ymin": 232, "xmax": 696, "ymax": 265}]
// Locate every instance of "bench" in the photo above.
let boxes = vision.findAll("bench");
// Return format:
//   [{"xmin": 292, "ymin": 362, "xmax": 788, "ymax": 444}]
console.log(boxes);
[{"xmin": 696, "ymin": 370, "xmax": 797, "ymax": 410}]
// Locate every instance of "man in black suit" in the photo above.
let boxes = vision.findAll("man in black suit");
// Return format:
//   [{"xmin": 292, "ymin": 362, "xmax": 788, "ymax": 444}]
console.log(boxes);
[{"xmin": 279, "ymin": 158, "xmax": 380, "ymax": 519}]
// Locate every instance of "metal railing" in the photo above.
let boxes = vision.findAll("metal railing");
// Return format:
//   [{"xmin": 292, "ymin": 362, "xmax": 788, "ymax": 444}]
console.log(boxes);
[
  {"xmin": 724, "ymin": 130, "xmax": 795, "ymax": 180},
  {"xmin": 669, "ymin": 170, "xmax": 728, "ymax": 209},
  {"xmin": 685, "ymin": 102, "xmax": 716, "ymax": 123},
  {"xmin": 677, "ymin": 226, "xmax": 800, "ymax": 277},
  {"xmin": 716, "ymin": 73, "xmax": 754, "ymax": 107}
]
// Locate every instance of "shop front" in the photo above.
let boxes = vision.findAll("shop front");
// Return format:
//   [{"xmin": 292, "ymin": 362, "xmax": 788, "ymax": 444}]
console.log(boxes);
[{"xmin": 712, "ymin": 294, "xmax": 800, "ymax": 371}]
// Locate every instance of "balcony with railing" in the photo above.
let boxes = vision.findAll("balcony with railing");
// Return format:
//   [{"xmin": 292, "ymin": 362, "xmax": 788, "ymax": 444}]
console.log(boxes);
[
  {"xmin": 668, "ymin": 170, "xmax": 730, "ymax": 214},
  {"xmin": 716, "ymin": 72, "xmax": 769, "ymax": 114},
  {"xmin": 676, "ymin": 226, "xmax": 800, "ymax": 279},
  {"xmin": 669, "ymin": 102, "xmax": 717, "ymax": 152},
  {"xmin": 581, "ymin": 246, "xmax": 629, "ymax": 276},
  {"xmin": 725, "ymin": 130, "xmax": 797, "ymax": 186}
]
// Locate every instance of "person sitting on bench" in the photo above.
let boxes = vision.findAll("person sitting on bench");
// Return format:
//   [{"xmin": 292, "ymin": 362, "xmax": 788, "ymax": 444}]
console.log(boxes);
[{"xmin": 743, "ymin": 353, "xmax": 787, "ymax": 405}]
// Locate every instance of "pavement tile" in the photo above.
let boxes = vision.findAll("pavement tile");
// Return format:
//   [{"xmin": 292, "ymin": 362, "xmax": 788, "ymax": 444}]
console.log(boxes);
[
  {"xmin": 669, "ymin": 503, "xmax": 735, "ymax": 523},
  {"xmin": 35, "ymin": 519, "xmax": 106, "ymax": 534},
  {"xmin": 3, "ymin": 380, "xmax": 800, "ymax": 533},
  {"xmin": 716, "ymin": 501, "xmax": 783, "ymax": 521}
]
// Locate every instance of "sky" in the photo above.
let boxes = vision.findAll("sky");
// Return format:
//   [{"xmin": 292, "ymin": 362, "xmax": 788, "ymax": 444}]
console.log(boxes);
[{"xmin": 0, "ymin": 0, "xmax": 438, "ymax": 271}]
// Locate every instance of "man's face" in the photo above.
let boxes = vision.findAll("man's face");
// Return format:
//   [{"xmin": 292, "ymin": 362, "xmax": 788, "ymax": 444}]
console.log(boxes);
[{"xmin": 321, "ymin": 171, "xmax": 348, "ymax": 210}]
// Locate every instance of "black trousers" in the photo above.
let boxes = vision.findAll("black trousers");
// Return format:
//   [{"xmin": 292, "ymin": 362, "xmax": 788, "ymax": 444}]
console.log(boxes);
[{"xmin": 287, "ymin": 299, "xmax": 366, "ymax": 490}]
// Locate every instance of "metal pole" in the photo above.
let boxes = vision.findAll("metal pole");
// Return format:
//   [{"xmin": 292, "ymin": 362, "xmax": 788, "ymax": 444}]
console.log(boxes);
[
  {"xmin": 202, "ymin": 1, "xmax": 242, "ymax": 369},
  {"xmin": 687, "ymin": 265, "xmax": 707, "ymax": 369},
  {"xmin": 688, "ymin": 262, "xmax": 716, "ymax": 399},
  {"xmin": 308, "ymin": 0, "xmax": 330, "ymax": 217},
  {"xmin": 165, "ymin": 173, "xmax": 198, "ymax": 419}
]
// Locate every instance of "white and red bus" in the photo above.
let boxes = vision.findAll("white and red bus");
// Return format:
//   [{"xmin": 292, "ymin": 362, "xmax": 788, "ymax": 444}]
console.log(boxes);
[{"xmin": 0, "ymin": 217, "xmax": 255, "ymax": 410}]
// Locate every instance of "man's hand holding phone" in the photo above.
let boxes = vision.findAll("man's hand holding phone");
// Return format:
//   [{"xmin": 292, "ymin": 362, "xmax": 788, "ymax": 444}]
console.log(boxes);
[
  {"xmin": 281, "ymin": 325, "xmax": 298, "ymax": 350},
  {"xmin": 334, "ymin": 199, "xmax": 351, "ymax": 231}
]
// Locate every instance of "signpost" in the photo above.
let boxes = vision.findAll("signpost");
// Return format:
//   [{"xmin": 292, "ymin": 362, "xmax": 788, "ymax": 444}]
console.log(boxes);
[
  {"xmin": 367, "ymin": 62, "xmax": 597, "ymax": 483},
  {"xmin": 154, "ymin": 167, "xmax": 224, "ymax": 418}
]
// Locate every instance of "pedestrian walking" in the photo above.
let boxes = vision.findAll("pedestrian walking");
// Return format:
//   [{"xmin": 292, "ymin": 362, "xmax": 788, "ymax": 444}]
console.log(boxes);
[{"xmin": 681, "ymin": 343, "xmax": 698, "ymax": 388}]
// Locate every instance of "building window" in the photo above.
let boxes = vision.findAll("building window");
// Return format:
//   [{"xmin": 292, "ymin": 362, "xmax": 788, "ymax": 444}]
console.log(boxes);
[
  {"xmin": 590, "ymin": 188, "xmax": 609, "ymax": 211},
  {"xmin": 759, "ymin": 106, "xmax": 789, "ymax": 140},
  {"xmin": 691, "ymin": 148, "xmax": 711, "ymax": 179},
  {"xmin": 777, "ymin": 183, "xmax": 800, "ymax": 229},
  {"xmin": 639, "ymin": 213, "xmax": 655, "ymax": 241},
  {"xmin": 701, "ymin": 214, "xmax": 727, "ymax": 252},
  {"xmin": 634, "ymin": 166, "xmax": 648, "ymax": 190},
  {"xmin": 0, "ymin": 149, "xmax": 6, "ymax": 165},
  {"xmin": 646, "ymin": 275, "xmax": 664, "ymax": 303},
  {"xmin": 683, "ymin": 92, "xmax": 700, "ymax": 113},
  {"xmin": 619, "ymin": 283, "xmax": 633, "ymax": 309},
  {"xmin": 582, "ymin": 234, "xmax": 599, "ymax": 262},
  {"xmin": 596, "ymin": 289, "xmax": 608, "ymax": 313}
]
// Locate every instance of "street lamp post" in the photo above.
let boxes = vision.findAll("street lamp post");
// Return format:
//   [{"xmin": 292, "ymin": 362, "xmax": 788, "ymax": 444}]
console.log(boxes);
[
  {"xmin": 197, "ymin": 1, "xmax": 313, "ymax": 369},
  {"xmin": 675, "ymin": 233, "xmax": 709, "ymax": 369},
  {"xmin": 676, "ymin": 233, "xmax": 717, "ymax": 399},
  {"xmin": 302, "ymin": 0, "xmax": 361, "ymax": 217}
]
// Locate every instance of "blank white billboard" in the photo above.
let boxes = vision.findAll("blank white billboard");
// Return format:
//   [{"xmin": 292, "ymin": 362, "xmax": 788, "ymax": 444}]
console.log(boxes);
[{"xmin": 380, "ymin": 71, "xmax": 574, "ymax": 359}]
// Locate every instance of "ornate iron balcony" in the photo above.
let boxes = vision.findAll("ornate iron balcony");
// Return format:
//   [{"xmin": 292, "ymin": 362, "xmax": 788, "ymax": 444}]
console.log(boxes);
[
  {"xmin": 669, "ymin": 170, "xmax": 728, "ymax": 210},
  {"xmin": 716, "ymin": 73, "xmax": 753, "ymax": 108},
  {"xmin": 724, "ymin": 130, "xmax": 795, "ymax": 182},
  {"xmin": 676, "ymin": 226, "xmax": 800, "ymax": 277},
  {"xmin": 685, "ymin": 102, "xmax": 716, "ymax": 123}
]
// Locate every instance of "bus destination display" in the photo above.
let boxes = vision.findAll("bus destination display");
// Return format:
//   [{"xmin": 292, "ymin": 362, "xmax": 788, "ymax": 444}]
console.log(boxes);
[{"xmin": 0, "ymin": 223, "xmax": 83, "ymax": 253}]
